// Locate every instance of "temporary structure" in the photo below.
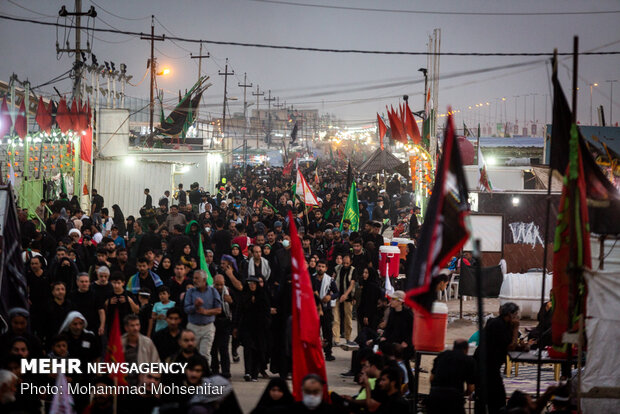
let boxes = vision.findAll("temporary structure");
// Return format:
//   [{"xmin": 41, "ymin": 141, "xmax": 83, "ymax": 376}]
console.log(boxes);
[{"xmin": 357, "ymin": 147, "xmax": 402, "ymax": 174}]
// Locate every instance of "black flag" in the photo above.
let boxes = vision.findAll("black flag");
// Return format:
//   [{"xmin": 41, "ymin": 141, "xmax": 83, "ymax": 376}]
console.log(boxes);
[
  {"xmin": 346, "ymin": 161, "xmax": 352, "ymax": 190},
  {"xmin": 549, "ymin": 64, "xmax": 617, "ymax": 201},
  {"xmin": 290, "ymin": 122, "xmax": 298, "ymax": 144},
  {"xmin": 0, "ymin": 185, "xmax": 29, "ymax": 326},
  {"xmin": 404, "ymin": 112, "xmax": 470, "ymax": 314}
]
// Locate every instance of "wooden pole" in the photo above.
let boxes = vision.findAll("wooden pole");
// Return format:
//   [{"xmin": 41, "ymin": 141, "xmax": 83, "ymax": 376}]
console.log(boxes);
[{"xmin": 536, "ymin": 48, "xmax": 558, "ymax": 398}]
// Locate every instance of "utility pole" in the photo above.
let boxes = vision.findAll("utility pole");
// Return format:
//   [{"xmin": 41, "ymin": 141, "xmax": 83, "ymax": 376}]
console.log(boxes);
[
  {"xmin": 140, "ymin": 16, "xmax": 164, "ymax": 146},
  {"xmin": 190, "ymin": 41, "xmax": 210, "ymax": 83},
  {"xmin": 57, "ymin": 1, "xmax": 96, "ymax": 101},
  {"xmin": 606, "ymin": 80, "xmax": 617, "ymax": 125},
  {"xmin": 238, "ymin": 73, "xmax": 253, "ymax": 168},
  {"xmin": 252, "ymin": 86, "xmax": 264, "ymax": 149},
  {"xmin": 217, "ymin": 58, "xmax": 234, "ymax": 149},
  {"xmin": 264, "ymin": 90, "xmax": 275, "ymax": 148}
]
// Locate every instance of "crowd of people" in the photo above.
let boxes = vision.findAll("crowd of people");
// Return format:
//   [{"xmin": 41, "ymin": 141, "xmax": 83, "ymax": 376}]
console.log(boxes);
[{"xmin": 1, "ymin": 164, "xmax": 571, "ymax": 414}]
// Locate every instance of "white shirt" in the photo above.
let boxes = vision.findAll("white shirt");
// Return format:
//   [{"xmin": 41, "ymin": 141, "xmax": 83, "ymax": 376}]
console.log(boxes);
[{"xmin": 103, "ymin": 217, "xmax": 114, "ymax": 237}]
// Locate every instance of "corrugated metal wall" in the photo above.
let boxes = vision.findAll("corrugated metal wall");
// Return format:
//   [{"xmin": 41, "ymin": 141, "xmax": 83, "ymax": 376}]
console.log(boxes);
[{"xmin": 93, "ymin": 159, "xmax": 173, "ymax": 218}]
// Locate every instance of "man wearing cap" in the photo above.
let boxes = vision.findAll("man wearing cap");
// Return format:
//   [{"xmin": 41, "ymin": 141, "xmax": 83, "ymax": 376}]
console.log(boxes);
[{"xmin": 380, "ymin": 291, "xmax": 413, "ymax": 352}]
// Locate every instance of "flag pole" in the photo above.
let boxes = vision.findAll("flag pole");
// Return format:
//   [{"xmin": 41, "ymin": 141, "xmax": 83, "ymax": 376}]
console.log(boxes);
[
  {"xmin": 473, "ymin": 239, "xmax": 487, "ymax": 413},
  {"xmin": 570, "ymin": 36, "xmax": 583, "ymax": 413},
  {"xmin": 113, "ymin": 376, "xmax": 118, "ymax": 414},
  {"xmin": 536, "ymin": 48, "xmax": 558, "ymax": 398}
]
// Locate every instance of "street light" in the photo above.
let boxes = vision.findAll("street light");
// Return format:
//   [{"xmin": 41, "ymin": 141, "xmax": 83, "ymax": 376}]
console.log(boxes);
[
  {"xmin": 590, "ymin": 83, "xmax": 598, "ymax": 125},
  {"xmin": 606, "ymin": 80, "xmax": 617, "ymax": 125},
  {"xmin": 157, "ymin": 68, "xmax": 171, "ymax": 76}
]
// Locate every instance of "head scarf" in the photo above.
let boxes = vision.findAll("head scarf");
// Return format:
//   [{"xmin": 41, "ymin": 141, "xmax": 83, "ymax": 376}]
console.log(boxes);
[
  {"xmin": 220, "ymin": 254, "xmax": 238, "ymax": 272},
  {"xmin": 58, "ymin": 311, "xmax": 93, "ymax": 335}
]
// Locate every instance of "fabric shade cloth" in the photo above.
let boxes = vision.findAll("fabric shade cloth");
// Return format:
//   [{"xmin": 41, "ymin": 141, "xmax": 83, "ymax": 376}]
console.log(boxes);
[{"xmin": 458, "ymin": 265, "xmax": 504, "ymax": 298}]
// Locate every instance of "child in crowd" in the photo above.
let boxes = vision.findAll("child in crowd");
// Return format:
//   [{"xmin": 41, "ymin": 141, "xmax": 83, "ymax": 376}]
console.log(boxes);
[{"xmin": 150, "ymin": 286, "xmax": 176, "ymax": 336}]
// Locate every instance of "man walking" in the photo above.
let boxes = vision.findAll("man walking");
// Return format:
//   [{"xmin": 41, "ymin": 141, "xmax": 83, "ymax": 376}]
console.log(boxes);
[
  {"xmin": 183, "ymin": 269, "xmax": 222, "ymax": 365},
  {"xmin": 312, "ymin": 260, "xmax": 339, "ymax": 361}
]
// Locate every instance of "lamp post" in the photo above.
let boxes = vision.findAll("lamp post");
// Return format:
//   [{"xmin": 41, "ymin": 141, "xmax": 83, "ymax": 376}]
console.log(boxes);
[
  {"xmin": 606, "ymin": 80, "xmax": 617, "ymax": 125},
  {"xmin": 589, "ymin": 83, "xmax": 598, "ymax": 125}
]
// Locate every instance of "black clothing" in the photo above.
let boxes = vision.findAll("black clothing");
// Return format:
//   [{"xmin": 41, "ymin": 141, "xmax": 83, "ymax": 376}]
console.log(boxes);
[
  {"xmin": 358, "ymin": 275, "xmax": 382, "ymax": 330},
  {"xmin": 152, "ymin": 327, "xmax": 181, "ymax": 360},
  {"xmin": 92, "ymin": 194, "xmax": 104, "ymax": 213},
  {"xmin": 431, "ymin": 350, "xmax": 476, "ymax": 392},
  {"xmin": 177, "ymin": 189, "xmax": 187, "ymax": 206},
  {"xmin": 69, "ymin": 289, "xmax": 104, "ymax": 332},
  {"xmin": 250, "ymin": 378, "xmax": 295, "ymax": 414},
  {"xmin": 382, "ymin": 307, "xmax": 414, "ymax": 347},
  {"xmin": 239, "ymin": 286, "xmax": 270, "ymax": 378},
  {"xmin": 376, "ymin": 393, "xmax": 409, "ymax": 414},
  {"xmin": 138, "ymin": 303, "xmax": 153, "ymax": 335},
  {"xmin": 45, "ymin": 299, "xmax": 72, "ymax": 346},
  {"xmin": 212, "ymin": 229, "xmax": 232, "ymax": 261},
  {"xmin": 290, "ymin": 401, "xmax": 338, "ymax": 414},
  {"xmin": 474, "ymin": 316, "xmax": 513, "ymax": 414},
  {"xmin": 189, "ymin": 189, "xmax": 202, "ymax": 205},
  {"xmin": 427, "ymin": 350, "xmax": 475, "ymax": 414},
  {"xmin": 91, "ymin": 282, "xmax": 114, "ymax": 305},
  {"xmin": 66, "ymin": 330, "xmax": 101, "ymax": 364},
  {"xmin": 105, "ymin": 291, "xmax": 134, "ymax": 334},
  {"xmin": 166, "ymin": 277, "xmax": 191, "ymax": 304}
]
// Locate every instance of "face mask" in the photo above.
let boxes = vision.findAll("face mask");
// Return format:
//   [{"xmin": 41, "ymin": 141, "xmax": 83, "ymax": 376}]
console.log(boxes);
[
  {"xmin": 282, "ymin": 239, "xmax": 290, "ymax": 248},
  {"xmin": 302, "ymin": 393, "xmax": 322, "ymax": 409},
  {"xmin": 205, "ymin": 227, "xmax": 211, "ymax": 232}
]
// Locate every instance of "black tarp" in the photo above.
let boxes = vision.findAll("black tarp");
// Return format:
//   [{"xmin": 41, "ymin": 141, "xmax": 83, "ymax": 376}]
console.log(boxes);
[{"xmin": 458, "ymin": 265, "xmax": 504, "ymax": 298}]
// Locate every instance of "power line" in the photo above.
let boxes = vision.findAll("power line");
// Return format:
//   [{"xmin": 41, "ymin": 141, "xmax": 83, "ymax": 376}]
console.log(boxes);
[
  {"xmin": 88, "ymin": 0, "xmax": 150, "ymax": 21},
  {"xmin": 246, "ymin": 0, "xmax": 620, "ymax": 16},
  {"xmin": 6, "ymin": 0, "xmax": 56, "ymax": 18},
  {"xmin": 2, "ymin": 14, "xmax": 620, "ymax": 57}
]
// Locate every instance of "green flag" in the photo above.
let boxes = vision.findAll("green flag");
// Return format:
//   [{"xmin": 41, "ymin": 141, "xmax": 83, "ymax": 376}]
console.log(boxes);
[
  {"xmin": 340, "ymin": 181, "xmax": 359, "ymax": 231},
  {"xmin": 263, "ymin": 198, "xmax": 279, "ymax": 214},
  {"xmin": 60, "ymin": 172, "xmax": 67, "ymax": 195},
  {"xmin": 186, "ymin": 220, "xmax": 213, "ymax": 285},
  {"xmin": 198, "ymin": 236, "xmax": 213, "ymax": 285},
  {"xmin": 324, "ymin": 207, "xmax": 332, "ymax": 219}
]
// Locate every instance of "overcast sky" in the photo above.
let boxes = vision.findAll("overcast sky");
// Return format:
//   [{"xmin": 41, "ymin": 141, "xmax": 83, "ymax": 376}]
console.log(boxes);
[{"xmin": 1, "ymin": 0, "xmax": 619, "ymax": 127}]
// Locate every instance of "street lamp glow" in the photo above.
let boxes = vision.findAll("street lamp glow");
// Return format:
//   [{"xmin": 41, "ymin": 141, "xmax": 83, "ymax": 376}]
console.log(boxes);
[
  {"xmin": 593, "ymin": 83, "xmax": 598, "ymax": 87},
  {"xmin": 158, "ymin": 68, "xmax": 171, "ymax": 76}
]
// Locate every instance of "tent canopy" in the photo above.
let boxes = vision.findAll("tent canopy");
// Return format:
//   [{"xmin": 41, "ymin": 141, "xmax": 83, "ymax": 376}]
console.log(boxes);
[{"xmin": 357, "ymin": 147, "xmax": 403, "ymax": 174}]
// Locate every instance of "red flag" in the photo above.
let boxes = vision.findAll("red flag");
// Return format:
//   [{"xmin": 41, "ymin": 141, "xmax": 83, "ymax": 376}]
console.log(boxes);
[
  {"xmin": 377, "ymin": 113, "xmax": 387, "ymax": 150},
  {"xmin": 289, "ymin": 210, "xmax": 328, "ymax": 401},
  {"xmin": 83, "ymin": 183, "xmax": 89, "ymax": 195},
  {"xmin": 70, "ymin": 99, "xmax": 79, "ymax": 131},
  {"xmin": 35, "ymin": 97, "xmax": 53, "ymax": 134},
  {"xmin": 283, "ymin": 155, "xmax": 297, "ymax": 176},
  {"xmin": 14, "ymin": 100, "xmax": 27, "ymax": 139},
  {"xmin": 405, "ymin": 102, "xmax": 421, "ymax": 144},
  {"xmin": 387, "ymin": 105, "xmax": 406, "ymax": 144},
  {"xmin": 0, "ymin": 96, "xmax": 12, "ymax": 138},
  {"xmin": 77, "ymin": 100, "xmax": 89, "ymax": 131},
  {"xmin": 56, "ymin": 97, "xmax": 71, "ymax": 133},
  {"xmin": 81, "ymin": 127, "xmax": 93, "ymax": 164},
  {"xmin": 104, "ymin": 310, "xmax": 128, "ymax": 385}
]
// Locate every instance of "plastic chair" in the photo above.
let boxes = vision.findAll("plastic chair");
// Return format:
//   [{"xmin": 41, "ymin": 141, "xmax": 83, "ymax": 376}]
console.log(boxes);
[{"xmin": 448, "ymin": 273, "xmax": 459, "ymax": 300}]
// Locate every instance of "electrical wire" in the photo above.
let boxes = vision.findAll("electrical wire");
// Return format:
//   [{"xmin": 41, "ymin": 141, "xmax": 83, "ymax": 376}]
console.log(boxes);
[
  {"xmin": 88, "ymin": 0, "xmax": 150, "ymax": 21},
  {"xmin": 2, "ymin": 14, "xmax": 619, "ymax": 57},
  {"xmin": 6, "ymin": 0, "xmax": 56, "ymax": 18},
  {"xmin": 246, "ymin": 0, "xmax": 620, "ymax": 16}
]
